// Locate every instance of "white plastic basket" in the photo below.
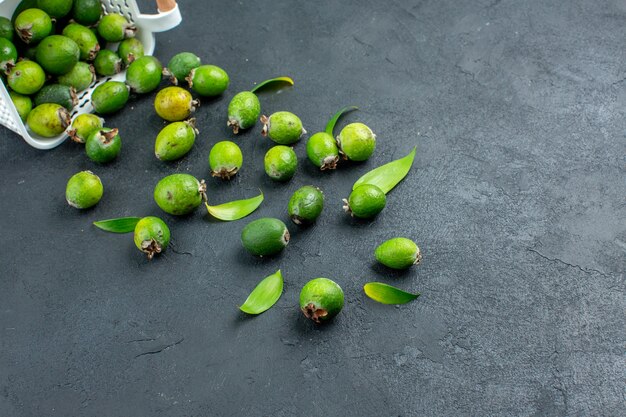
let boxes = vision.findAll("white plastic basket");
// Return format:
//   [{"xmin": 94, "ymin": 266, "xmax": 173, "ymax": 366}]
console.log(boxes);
[{"xmin": 0, "ymin": 0, "xmax": 181, "ymax": 150}]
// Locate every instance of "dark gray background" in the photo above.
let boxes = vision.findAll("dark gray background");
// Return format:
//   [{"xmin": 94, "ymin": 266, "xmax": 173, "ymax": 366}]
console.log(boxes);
[{"xmin": 1, "ymin": 0, "xmax": 625, "ymax": 415}]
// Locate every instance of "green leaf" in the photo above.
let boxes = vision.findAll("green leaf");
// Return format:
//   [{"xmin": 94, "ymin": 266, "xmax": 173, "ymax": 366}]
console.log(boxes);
[
  {"xmin": 250, "ymin": 76, "xmax": 294, "ymax": 94},
  {"xmin": 93, "ymin": 217, "xmax": 141, "ymax": 233},
  {"xmin": 240, "ymin": 270, "xmax": 284, "ymax": 315},
  {"xmin": 205, "ymin": 191, "xmax": 264, "ymax": 221},
  {"xmin": 353, "ymin": 147, "xmax": 416, "ymax": 194},
  {"xmin": 363, "ymin": 282, "xmax": 420, "ymax": 305},
  {"xmin": 325, "ymin": 106, "xmax": 358, "ymax": 135}
]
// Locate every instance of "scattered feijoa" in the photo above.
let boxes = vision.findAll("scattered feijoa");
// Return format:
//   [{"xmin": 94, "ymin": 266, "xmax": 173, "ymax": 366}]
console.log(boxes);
[
  {"xmin": 306, "ymin": 132, "xmax": 339, "ymax": 170},
  {"xmin": 27, "ymin": 103, "xmax": 71, "ymax": 137},
  {"xmin": 125, "ymin": 55, "xmax": 162, "ymax": 93},
  {"xmin": 209, "ymin": 140, "xmax": 243, "ymax": 180},
  {"xmin": 343, "ymin": 184, "xmax": 386, "ymax": 219},
  {"xmin": 68, "ymin": 113, "xmax": 103, "ymax": 143},
  {"xmin": 134, "ymin": 216, "xmax": 171, "ymax": 260},
  {"xmin": 288, "ymin": 186, "xmax": 324, "ymax": 225},
  {"xmin": 227, "ymin": 91, "xmax": 259, "ymax": 134},
  {"xmin": 337, "ymin": 122, "xmax": 376, "ymax": 161},
  {"xmin": 264, "ymin": 145, "xmax": 297, "ymax": 182},
  {"xmin": 91, "ymin": 81, "xmax": 129, "ymax": 114},
  {"xmin": 300, "ymin": 278, "xmax": 344, "ymax": 324},
  {"xmin": 154, "ymin": 173, "xmax": 206, "ymax": 216},
  {"xmin": 261, "ymin": 111, "xmax": 305, "ymax": 145},
  {"xmin": 187, "ymin": 64, "xmax": 229, "ymax": 96},
  {"xmin": 66, "ymin": 170, "xmax": 103, "ymax": 209},
  {"xmin": 375, "ymin": 237, "xmax": 422, "ymax": 270},
  {"xmin": 154, "ymin": 86, "xmax": 199, "ymax": 121},
  {"xmin": 241, "ymin": 217, "xmax": 290, "ymax": 257},
  {"xmin": 165, "ymin": 52, "xmax": 201, "ymax": 84},
  {"xmin": 154, "ymin": 119, "xmax": 198, "ymax": 161},
  {"xmin": 85, "ymin": 128, "xmax": 122, "ymax": 163}
]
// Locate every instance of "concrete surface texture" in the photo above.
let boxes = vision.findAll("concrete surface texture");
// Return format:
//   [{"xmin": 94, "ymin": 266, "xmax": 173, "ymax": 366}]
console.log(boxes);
[{"xmin": 1, "ymin": 0, "xmax": 624, "ymax": 415}]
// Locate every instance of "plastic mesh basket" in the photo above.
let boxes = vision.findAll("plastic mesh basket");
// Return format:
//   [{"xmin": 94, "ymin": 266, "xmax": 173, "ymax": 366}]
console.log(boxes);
[{"xmin": 0, "ymin": 0, "xmax": 181, "ymax": 150}]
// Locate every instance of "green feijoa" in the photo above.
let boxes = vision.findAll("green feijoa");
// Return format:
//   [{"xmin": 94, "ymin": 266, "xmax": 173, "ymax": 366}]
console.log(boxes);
[
  {"xmin": 375, "ymin": 237, "xmax": 422, "ymax": 270},
  {"xmin": 62, "ymin": 23, "xmax": 100, "ymax": 61},
  {"xmin": 15, "ymin": 8, "xmax": 52, "ymax": 44},
  {"xmin": 72, "ymin": 0, "xmax": 102, "ymax": 25},
  {"xmin": 165, "ymin": 51, "xmax": 201, "ymax": 84},
  {"xmin": 0, "ymin": 17, "xmax": 14, "ymax": 41},
  {"xmin": 98, "ymin": 13, "xmax": 136, "ymax": 42},
  {"xmin": 37, "ymin": 0, "xmax": 72, "ymax": 18},
  {"xmin": 0, "ymin": 38, "xmax": 17, "ymax": 71},
  {"xmin": 343, "ymin": 184, "xmax": 386, "ymax": 219},
  {"xmin": 337, "ymin": 122, "xmax": 376, "ymax": 161},
  {"xmin": 125, "ymin": 56, "xmax": 162, "ymax": 93},
  {"xmin": 209, "ymin": 140, "xmax": 243, "ymax": 180},
  {"xmin": 306, "ymin": 132, "xmax": 339, "ymax": 170},
  {"xmin": 68, "ymin": 113, "xmax": 103, "ymax": 143},
  {"xmin": 241, "ymin": 217, "xmax": 290, "ymax": 257},
  {"xmin": 134, "ymin": 216, "xmax": 171, "ymax": 260},
  {"xmin": 117, "ymin": 38, "xmax": 144, "ymax": 66},
  {"xmin": 6, "ymin": 60, "xmax": 45, "ymax": 95},
  {"xmin": 11, "ymin": 0, "xmax": 39, "ymax": 22},
  {"xmin": 85, "ymin": 128, "xmax": 122, "ymax": 163},
  {"xmin": 66, "ymin": 170, "xmax": 103, "ymax": 209},
  {"xmin": 93, "ymin": 49, "xmax": 123, "ymax": 76},
  {"xmin": 91, "ymin": 81, "xmax": 129, "ymax": 114},
  {"xmin": 288, "ymin": 186, "xmax": 324, "ymax": 225},
  {"xmin": 227, "ymin": 91, "xmax": 259, "ymax": 134},
  {"xmin": 9, "ymin": 91, "xmax": 32, "ymax": 122},
  {"xmin": 264, "ymin": 145, "xmax": 297, "ymax": 182},
  {"xmin": 154, "ymin": 119, "xmax": 198, "ymax": 161},
  {"xmin": 57, "ymin": 62, "xmax": 96, "ymax": 92},
  {"xmin": 35, "ymin": 35, "xmax": 80, "ymax": 75},
  {"xmin": 187, "ymin": 64, "xmax": 229, "ymax": 97},
  {"xmin": 154, "ymin": 86, "xmax": 199, "ymax": 122},
  {"xmin": 299, "ymin": 278, "xmax": 344, "ymax": 324},
  {"xmin": 154, "ymin": 173, "xmax": 206, "ymax": 216},
  {"xmin": 261, "ymin": 111, "xmax": 305, "ymax": 145},
  {"xmin": 34, "ymin": 84, "xmax": 77, "ymax": 110},
  {"xmin": 27, "ymin": 103, "xmax": 71, "ymax": 137}
]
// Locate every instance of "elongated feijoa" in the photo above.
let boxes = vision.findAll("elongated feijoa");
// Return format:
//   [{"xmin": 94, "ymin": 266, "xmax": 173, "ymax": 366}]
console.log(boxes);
[
  {"xmin": 57, "ymin": 62, "xmax": 96, "ymax": 92},
  {"xmin": 98, "ymin": 13, "xmax": 136, "ymax": 42},
  {"xmin": 91, "ymin": 81, "xmax": 129, "ymax": 114},
  {"xmin": 85, "ymin": 128, "xmax": 122, "ymax": 163},
  {"xmin": 288, "ymin": 186, "xmax": 324, "ymax": 225},
  {"xmin": 154, "ymin": 173, "xmax": 206, "ymax": 216},
  {"xmin": 300, "ymin": 278, "xmax": 344, "ymax": 323},
  {"xmin": 134, "ymin": 216, "xmax": 170, "ymax": 259},
  {"xmin": 165, "ymin": 52, "xmax": 201, "ymax": 84},
  {"xmin": 66, "ymin": 170, "xmax": 103, "ymax": 209},
  {"xmin": 7, "ymin": 60, "xmax": 45, "ymax": 95},
  {"xmin": 93, "ymin": 49, "xmax": 123, "ymax": 76},
  {"xmin": 15, "ymin": 8, "xmax": 52, "ymax": 44},
  {"xmin": 117, "ymin": 38, "xmax": 144, "ymax": 66},
  {"xmin": 27, "ymin": 103, "xmax": 71, "ymax": 137},
  {"xmin": 35, "ymin": 35, "xmax": 80, "ymax": 75},
  {"xmin": 375, "ymin": 238, "xmax": 421, "ymax": 269},
  {"xmin": 155, "ymin": 119, "xmax": 198, "ymax": 161},
  {"xmin": 241, "ymin": 217, "xmax": 289, "ymax": 256},
  {"xmin": 154, "ymin": 86, "xmax": 199, "ymax": 122},
  {"xmin": 68, "ymin": 113, "xmax": 103, "ymax": 143},
  {"xmin": 126, "ymin": 56, "xmax": 162, "ymax": 93},
  {"xmin": 209, "ymin": 141, "xmax": 243, "ymax": 179},
  {"xmin": 264, "ymin": 145, "xmax": 297, "ymax": 182},
  {"xmin": 187, "ymin": 64, "xmax": 229, "ymax": 96},
  {"xmin": 72, "ymin": 0, "xmax": 102, "ymax": 25},
  {"xmin": 34, "ymin": 84, "xmax": 77, "ymax": 110},
  {"xmin": 343, "ymin": 184, "xmax": 386, "ymax": 219},
  {"xmin": 62, "ymin": 23, "xmax": 100, "ymax": 61},
  {"xmin": 337, "ymin": 122, "xmax": 376, "ymax": 161},
  {"xmin": 9, "ymin": 91, "xmax": 32, "ymax": 122},
  {"xmin": 261, "ymin": 111, "xmax": 305, "ymax": 145}
]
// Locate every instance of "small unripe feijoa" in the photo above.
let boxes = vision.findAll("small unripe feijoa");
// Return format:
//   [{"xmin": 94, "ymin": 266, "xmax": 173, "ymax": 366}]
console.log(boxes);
[
  {"xmin": 34, "ymin": 84, "xmax": 77, "ymax": 110},
  {"xmin": 62, "ymin": 23, "xmax": 100, "ymax": 61},
  {"xmin": 15, "ymin": 8, "xmax": 52, "ymax": 44},
  {"xmin": 227, "ymin": 91, "xmax": 260, "ymax": 134},
  {"xmin": 125, "ymin": 56, "xmax": 163, "ymax": 93},
  {"xmin": 93, "ymin": 50, "xmax": 123, "ymax": 76},
  {"xmin": 337, "ymin": 122, "xmax": 376, "ymax": 161},
  {"xmin": 306, "ymin": 132, "xmax": 340, "ymax": 170},
  {"xmin": 155, "ymin": 119, "xmax": 198, "ymax": 161},
  {"xmin": 98, "ymin": 13, "xmax": 136, "ymax": 42},
  {"xmin": 37, "ymin": 0, "xmax": 73, "ymax": 18},
  {"xmin": 85, "ymin": 128, "xmax": 122, "ymax": 163},
  {"xmin": 154, "ymin": 173, "xmax": 206, "ymax": 216},
  {"xmin": 68, "ymin": 113, "xmax": 103, "ymax": 143},
  {"xmin": 72, "ymin": 0, "xmax": 102, "ymax": 25},
  {"xmin": 35, "ymin": 35, "xmax": 80, "ymax": 75},
  {"xmin": 375, "ymin": 237, "xmax": 422, "ymax": 270},
  {"xmin": 187, "ymin": 64, "xmax": 229, "ymax": 97},
  {"xmin": 9, "ymin": 91, "xmax": 32, "ymax": 122},
  {"xmin": 66, "ymin": 170, "xmax": 103, "ymax": 209},
  {"xmin": 117, "ymin": 38, "xmax": 144, "ymax": 66},
  {"xmin": 264, "ymin": 145, "xmax": 297, "ymax": 182},
  {"xmin": 209, "ymin": 141, "xmax": 243, "ymax": 180},
  {"xmin": 343, "ymin": 184, "xmax": 386, "ymax": 219},
  {"xmin": 57, "ymin": 62, "xmax": 96, "ymax": 92},
  {"xmin": 154, "ymin": 86, "xmax": 199, "ymax": 122},
  {"xmin": 300, "ymin": 278, "xmax": 344, "ymax": 324},
  {"xmin": 241, "ymin": 217, "xmax": 290, "ymax": 257},
  {"xmin": 91, "ymin": 81, "xmax": 130, "ymax": 114},
  {"xmin": 27, "ymin": 103, "xmax": 71, "ymax": 137},
  {"xmin": 134, "ymin": 216, "xmax": 170, "ymax": 260},
  {"xmin": 7, "ymin": 60, "xmax": 46, "ymax": 95},
  {"xmin": 166, "ymin": 52, "xmax": 201, "ymax": 84},
  {"xmin": 261, "ymin": 111, "xmax": 305, "ymax": 145},
  {"xmin": 288, "ymin": 186, "xmax": 324, "ymax": 225}
]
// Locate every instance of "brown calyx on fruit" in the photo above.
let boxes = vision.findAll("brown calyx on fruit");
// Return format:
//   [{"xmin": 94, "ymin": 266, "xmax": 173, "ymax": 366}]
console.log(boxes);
[
  {"xmin": 190, "ymin": 98, "xmax": 201, "ymax": 113},
  {"xmin": 185, "ymin": 69, "xmax": 195, "ymax": 88},
  {"xmin": 100, "ymin": 128, "xmax": 119, "ymax": 144},
  {"xmin": 260, "ymin": 115, "xmax": 269, "ymax": 137},
  {"xmin": 198, "ymin": 179, "xmax": 208, "ymax": 202},
  {"xmin": 185, "ymin": 118, "xmax": 199, "ymax": 134},
  {"xmin": 17, "ymin": 25, "xmax": 33, "ymax": 44},
  {"xmin": 342, "ymin": 199, "xmax": 353, "ymax": 216},
  {"xmin": 70, "ymin": 87, "xmax": 78, "ymax": 107},
  {"xmin": 282, "ymin": 229, "xmax": 290, "ymax": 245},
  {"xmin": 211, "ymin": 167, "xmax": 239, "ymax": 180},
  {"xmin": 67, "ymin": 128, "xmax": 83, "ymax": 143},
  {"xmin": 141, "ymin": 239, "xmax": 162, "ymax": 260},
  {"xmin": 227, "ymin": 119, "xmax": 240, "ymax": 134},
  {"xmin": 58, "ymin": 108, "xmax": 72, "ymax": 129},
  {"xmin": 302, "ymin": 303, "xmax": 328, "ymax": 324},
  {"xmin": 320, "ymin": 155, "xmax": 339, "ymax": 170},
  {"xmin": 88, "ymin": 43, "xmax": 100, "ymax": 61},
  {"xmin": 414, "ymin": 247, "xmax": 422, "ymax": 265},
  {"xmin": 124, "ymin": 25, "xmax": 137, "ymax": 39}
]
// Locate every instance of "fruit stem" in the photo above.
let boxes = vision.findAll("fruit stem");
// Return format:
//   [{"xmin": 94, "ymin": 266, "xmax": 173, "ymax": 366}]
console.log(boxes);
[
  {"xmin": 325, "ymin": 106, "xmax": 358, "ymax": 136},
  {"xmin": 100, "ymin": 128, "xmax": 119, "ymax": 144},
  {"xmin": 260, "ymin": 115, "xmax": 269, "ymax": 137},
  {"xmin": 250, "ymin": 76, "xmax": 294, "ymax": 94},
  {"xmin": 302, "ymin": 303, "xmax": 328, "ymax": 324}
]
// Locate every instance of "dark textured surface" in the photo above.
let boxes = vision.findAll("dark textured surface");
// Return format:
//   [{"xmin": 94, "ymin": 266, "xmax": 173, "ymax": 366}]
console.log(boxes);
[{"xmin": 1, "ymin": 0, "xmax": 625, "ymax": 415}]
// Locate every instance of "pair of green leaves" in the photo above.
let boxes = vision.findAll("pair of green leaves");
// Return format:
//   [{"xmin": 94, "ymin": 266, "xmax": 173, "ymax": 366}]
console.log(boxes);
[
  {"xmin": 354, "ymin": 147, "xmax": 417, "ymax": 194},
  {"xmin": 205, "ymin": 191, "xmax": 264, "ymax": 221},
  {"xmin": 363, "ymin": 282, "xmax": 420, "ymax": 305}
]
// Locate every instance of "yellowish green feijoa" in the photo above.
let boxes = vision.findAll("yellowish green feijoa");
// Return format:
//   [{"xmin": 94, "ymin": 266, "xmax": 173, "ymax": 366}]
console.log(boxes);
[
  {"xmin": 134, "ymin": 216, "xmax": 170, "ymax": 260},
  {"xmin": 337, "ymin": 122, "xmax": 376, "ymax": 161},
  {"xmin": 93, "ymin": 49, "xmax": 123, "ymax": 76},
  {"xmin": 239, "ymin": 270, "xmax": 283, "ymax": 315},
  {"xmin": 261, "ymin": 111, "xmax": 305, "ymax": 145},
  {"xmin": 154, "ymin": 86, "xmax": 200, "ymax": 122},
  {"xmin": 98, "ymin": 13, "xmax": 136, "ymax": 42},
  {"xmin": 187, "ymin": 64, "xmax": 229, "ymax": 96},
  {"xmin": 15, "ymin": 8, "xmax": 52, "ymax": 44},
  {"xmin": 375, "ymin": 237, "xmax": 421, "ymax": 269},
  {"xmin": 9, "ymin": 91, "xmax": 32, "ymax": 122},
  {"xmin": 264, "ymin": 145, "xmax": 297, "ymax": 182},
  {"xmin": 126, "ymin": 56, "xmax": 163, "ymax": 93},
  {"xmin": 7, "ymin": 60, "xmax": 46, "ymax": 95},
  {"xmin": 66, "ymin": 170, "xmax": 103, "ymax": 209},
  {"xmin": 343, "ymin": 184, "xmax": 386, "ymax": 219},
  {"xmin": 154, "ymin": 173, "xmax": 206, "ymax": 216},
  {"xmin": 363, "ymin": 282, "xmax": 420, "ymax": 305},
  {"xmin": 35, "ymin": 35, "xmax": 80, "ymax": 75},
  {"xmin": 57, "ymin": 62, "xmax": 96, "ymax": 92},
  {"xmin": 68, "ymin": 113, "xmax": 103, "ymax": 143},
  {"xmin": 85, "ymin": 128, "xmax": 122, "ymax": 163},
  {"xmin": 353, "ymin": 147, "xmax": 416, "ymax": 194},
  {"xmin": 288, "ymin": 186, "xmax": 324, "ymax": 225},
  {"xmin": 300, "ymin": 278, "xmax": 344, "ymax": 323},
  {"xmin": 205, "ymin": 192, "xmax": 263, "ymax": 222},
  {"xmin": 62, "ymin": 23, "xmax": 100, "ymax": 61},
  {"xmin": 117, "ymin": 38, "xmax": 144, "ymax": 66},
  {"xmin": 91, "ymin": 81, "xmax": 130, "ymax": 114},
  {"xmin": 93, "ymin": 217, "xmax": 141, "ymax": 233},
  {"xmin": 209, "ymin": 140, "xmax": 243, "ymax": 179},
  {"xmin": 155, "ymin": 119, "xmax": 198, "ymax": 161},
  {"xmin": 27, "ymin": 103, "xmax": 71, "ymax": 137},
  {"xmin": 34, "ymin": 84, "xmax": 77, "ymax": 110},
  {"xmin": 241, "ymin": 217, "xmax": 290, "ymax": 256}
]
